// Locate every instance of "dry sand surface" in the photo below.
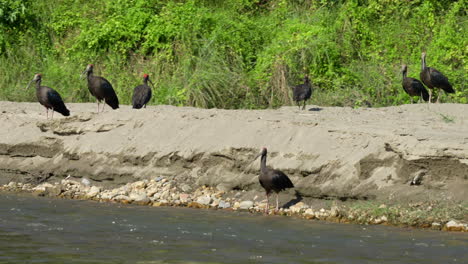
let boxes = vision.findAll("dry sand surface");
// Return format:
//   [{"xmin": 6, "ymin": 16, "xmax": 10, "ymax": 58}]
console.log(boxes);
[{"xmin": 0, "ymin": 101, "xmax": 467, "ymax": 206}]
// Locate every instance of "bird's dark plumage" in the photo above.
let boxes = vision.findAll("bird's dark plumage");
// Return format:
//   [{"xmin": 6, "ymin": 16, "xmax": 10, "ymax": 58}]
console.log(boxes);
[
  {"xmin": 401, "ymin": 65, "xmax": 429, "ymax": 103},
  {"xmin": 27, "ymin": 74, "xmax": 70, "ymax": 118},
  {"xmin": 292, "ymin": 75, "xmax": 312, "ymax": 110},
  {"xmin": 420, "ymin": 52, "xmax": 454, "ymax": 103},
  {"xmin": 132, "ymin": 74, "xmax": 152, "ymax": 109},
  {"xmin": 258, "ymin": 147, "xmax": 294, "ymax": 212},
  {"xmin": 82, "ymin": 64, "xmax": 119, "ymax": 111}
]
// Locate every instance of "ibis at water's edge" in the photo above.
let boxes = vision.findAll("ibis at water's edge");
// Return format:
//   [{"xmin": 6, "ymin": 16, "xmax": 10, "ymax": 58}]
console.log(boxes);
[
  {"xmin": 256, "ymin": 147, "xmax": 294, "ymax": 213},
  {"xmin": 26, "ymin": 73, "xmax": 70, "ymax": 119},
  {"xmin": 132, "ymin": 74, "xmax": 153, "ymax": 109},
  {"xmin": 81, "ymin": 64, "xmax": 119, "ymax": 112},
  {"xmin": 420, "ymin": 52, "xmax": 454, "ymax": 103},
  {"xmin": 401, "ymin": 64, "xmax": 429, "ymax": 104}
]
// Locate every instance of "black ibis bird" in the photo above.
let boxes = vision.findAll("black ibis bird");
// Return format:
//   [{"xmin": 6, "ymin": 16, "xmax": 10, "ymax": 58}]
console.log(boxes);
[
  {"xmin": 132, "ymin": 74, "xmax": 154, "ymax": 109},
  {"xmin": 81, "ymin": 64, "xmax": 119, "ymax": 112},
  {"xmin": 420, "ymin": 52, "xmax": 454, "ymax": 103},
  {"xmin": 292, "ymin": 75, "xmax": 312, "ymax": 110},
  {"xmin": 26, "ymin": 73, "xmax": 70, "ymax": 119},
  {"xmin": 401, "ymin": 64, "xmax": 429, "ymax": 104},
  {"xmin": 255, "ymin": 147, "xmax": 294, "ymax": 213}
]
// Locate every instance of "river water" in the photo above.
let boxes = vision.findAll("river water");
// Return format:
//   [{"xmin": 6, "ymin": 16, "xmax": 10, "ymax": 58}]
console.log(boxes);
[{"xmin": 0, "ymin": 193, "xmax": 466, "ymax": 264}]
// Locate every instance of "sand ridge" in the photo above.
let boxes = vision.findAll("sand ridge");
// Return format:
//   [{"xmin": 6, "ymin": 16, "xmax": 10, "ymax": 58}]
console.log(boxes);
[{"xmin": 0, "ymin": 101, "xmax": 467, "ymax": 204}]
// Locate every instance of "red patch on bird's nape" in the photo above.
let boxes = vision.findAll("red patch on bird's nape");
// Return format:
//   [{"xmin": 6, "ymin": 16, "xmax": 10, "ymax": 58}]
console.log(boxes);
[{"xmin": 143, "ymin": 73, "xmax": 149, "ymax": 78}]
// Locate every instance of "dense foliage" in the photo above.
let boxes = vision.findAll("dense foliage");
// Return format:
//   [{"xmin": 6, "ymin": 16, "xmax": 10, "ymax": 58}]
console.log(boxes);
[{"xmin": 0, "ymin": 0, "xmax": 466, "ymax": 108}]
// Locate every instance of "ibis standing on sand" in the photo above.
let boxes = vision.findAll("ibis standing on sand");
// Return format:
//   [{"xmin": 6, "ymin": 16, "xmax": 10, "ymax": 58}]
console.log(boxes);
[
  {"xmin": 26, "ymin": 73, "xmax": 70, "ymax": 119},
  {"xmin": 81, "ymin": 64, "xmax": 119, "ymax": 112},
  {"xmin": 401, "ymin": 64, "xmax": 429, "ymax": 104},
  {"xmin": 256, "ymin": 147, "xmax": 294, "ymax": 213},
  {"xmin": 292, "ymin": 75, "xmax": 312, "ymax": 110},
  {"xmin": 132, "ymin": 74, "xmax": 153, "ymax": 109},
  {"xmin": 420, "ymin": 52, "xmax": 454, "ymax": 103}
]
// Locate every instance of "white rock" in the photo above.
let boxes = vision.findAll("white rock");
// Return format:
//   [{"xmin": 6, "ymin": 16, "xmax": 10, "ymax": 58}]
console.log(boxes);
[
  {"xmin": 304, "ymin": 208, "xmax": 315, "ymax": 216},
  {"xmin": 290, "ymin": 202, "xmax": 307, "ymax": 213},
  {"xmin": 239, "ymin": 200, "xmax": 254, "ymax": 210},
  {"xmin": 81, "ymin": 178, "xmax": 91, "ymax": 186},
  {"xmin": 33, "ymin": 183, "xmax": 54, "ymax": 192},
  {"xmin": 446, "ymin": 220, "xmax": 460, "ymax": 228},
  {"xmin": 445, "ymin": 220, "xmax": 465, "ymax": 231},
  {"xmin": 146, "ymin": 187, "xmax": 159, "ymax": 197},
  {"xmin": 196, "ymin": 196, "xmax": 212, "ymax": 205},
  {"xmin": 113, "ymin": 194, "xmax": 130, "ymax": 201},
  {"xmin": 132, "ymin": 180, "xmax": 147, "ymax": 189},
  {"xmin": 218, "ymin": 201, "xmax": 231, "ymax": 209},
  {"xmin": 86, "ymin": 186, "xmax": 101, "ymax": 198},
  {"xmin": 129, "ymin": 192, "xmax": 149, "ymax": 203}
]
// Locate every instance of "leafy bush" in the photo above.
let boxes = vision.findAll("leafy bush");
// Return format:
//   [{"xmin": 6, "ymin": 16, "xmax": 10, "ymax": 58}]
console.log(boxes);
[{"xmin": 0, "ymin": 0, "xmax": 466, "ymax": 108}]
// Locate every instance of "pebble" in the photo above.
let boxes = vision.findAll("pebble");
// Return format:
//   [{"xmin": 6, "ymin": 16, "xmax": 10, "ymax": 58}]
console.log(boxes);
[
  {"xmin": 196, "ymin": 195, "xmax": 212, "ymax": 205},
  {"xmin": 81, "ymin": 178, "xmax": 91, "ymax": 186},
  {"xmin": 129, "ymin": 192, "xmax": 150, "ymax": 204},
  {"xmin": 289, "ymin": 202, "xmax": 307, "ymax": 213},
  {"xmin": 239, "ymin": 200, "xmax": 253, "ymax": 210},
  {"xmin": 86, "ymin": 186, "xmax": 101, "ymax": 198},
  {"xmin": 445, "ymin": 220, "xmax": 466, "ymax": 232},
  {"xmin": 218, "ymin": 200, "xmax": 231, "ymax": 209},
  {"xmin": 179, "ymin": 193, "xmax": 190, "ymax": 203}
]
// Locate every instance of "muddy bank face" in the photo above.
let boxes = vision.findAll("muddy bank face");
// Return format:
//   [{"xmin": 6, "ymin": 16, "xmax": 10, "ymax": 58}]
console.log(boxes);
[{"xmin": 0, "ymin": 102, "xmax": 467, "ymax": 205}]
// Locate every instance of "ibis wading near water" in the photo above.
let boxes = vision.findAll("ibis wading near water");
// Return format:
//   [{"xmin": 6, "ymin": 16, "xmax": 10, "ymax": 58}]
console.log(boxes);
[
  {"xmin": 401, "ymin": 65, "xmax": 429, "ymax": 104},
  {"xmin": 81, "ymin": 64, "xmax": 119, "ymax": 112},
  {"xmin": 132, "ymin": 74, "xmax": 153, "ymax": 109},
  {"xmin": 26, "ymin": 73, "xmax": 70, "ymax": 119},
  {"xmin": 292, "ymin": 75, "xmax": 312, "ymax": 110},
  {"xmin": 256, "ymin": 147, "xmax": 294, "ymax": 213},
  {"xmin": 420, "ymin": 52, "xmax": 454, "ymax": 103}
]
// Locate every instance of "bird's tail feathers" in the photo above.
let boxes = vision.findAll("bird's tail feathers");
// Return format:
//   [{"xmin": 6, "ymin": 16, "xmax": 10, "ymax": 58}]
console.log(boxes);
[{"xmin": 421, "ymin": 89, "xmax": 430, "ymax": 102}]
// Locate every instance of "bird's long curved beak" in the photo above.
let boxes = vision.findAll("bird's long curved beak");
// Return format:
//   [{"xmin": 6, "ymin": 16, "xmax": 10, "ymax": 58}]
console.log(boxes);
[
  {"xmin": 253, "ymin": 153, "xmax": 261, "ymax": 161},
  {"xmin": 148, "ymin": 78, "xmax": 155, "ymax": 87},
  {"xmin": 80, "ymin": 70, "xmax": 87, "ymax": 80},
  {"xmin": 25, "ymin": 79, "xmax": 33, "ymax": 90}
]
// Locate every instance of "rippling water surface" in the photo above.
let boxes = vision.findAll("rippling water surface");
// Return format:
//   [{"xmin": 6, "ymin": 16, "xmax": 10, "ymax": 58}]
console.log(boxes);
[{"xmin": 0, "ymin": 193, "xmax": 466, "ymax": 264}]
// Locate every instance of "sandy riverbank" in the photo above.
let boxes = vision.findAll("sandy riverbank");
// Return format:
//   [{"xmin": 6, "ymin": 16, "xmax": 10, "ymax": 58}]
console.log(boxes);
[{"xmin": 0, "ymin": 101, "xmax": 467, "ymax": 231}]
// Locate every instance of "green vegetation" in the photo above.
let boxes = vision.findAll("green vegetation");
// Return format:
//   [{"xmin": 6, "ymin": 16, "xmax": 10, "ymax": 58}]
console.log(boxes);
[{"xmin": 1, "ymin": 0, "xmax": 466, "ymax": 108}]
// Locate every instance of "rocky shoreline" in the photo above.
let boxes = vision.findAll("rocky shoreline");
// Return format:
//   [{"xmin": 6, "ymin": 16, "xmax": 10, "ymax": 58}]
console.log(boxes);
[
  {"xmin": 1, "ymin": 102, "xmax": 467, "ymax": 233},
  {"xmin": 2, "ymin": 177, "xmax": 466, "ymax": 232}
]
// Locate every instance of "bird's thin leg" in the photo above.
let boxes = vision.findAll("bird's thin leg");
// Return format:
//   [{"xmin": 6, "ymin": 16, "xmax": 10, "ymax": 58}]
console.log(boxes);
[
  {"xmin": 265, "ymin": 193, "xmax": 270, "ymax": 214},
  {"xmin": 46, "ymin": 108, "xmax": 49, "ymax": 119},
  {"xmin": 297, "ymin": 102, "xmax": 300, "ymax": 110},
  {"xmin": 302, "ymin": 100, "xmax": 306, "ymax": 110},
  {"xmin": 276, "ymin": 193, "xmax": 279, "ymax": 212},
  {"xmin": 101, "ymin": 103, "xmax": 106, "ymax": 112},
  {"xmin": 51, "ymin": 109, "xmax": 54, "ymax": 119},
  {"xmin": 428, "ymin": 90, "xmax": 432, "ymax": 103},
  {"xmin": 410, "ymin": 97, "xmax": 414, "ymax": 104},
  {"xmin": 436, "ymin": 88, "xmax": 441, "ymax": 103},
  {"xmin": 97, "ymin": 101, "xmax": 100, "ymax": 113}
]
